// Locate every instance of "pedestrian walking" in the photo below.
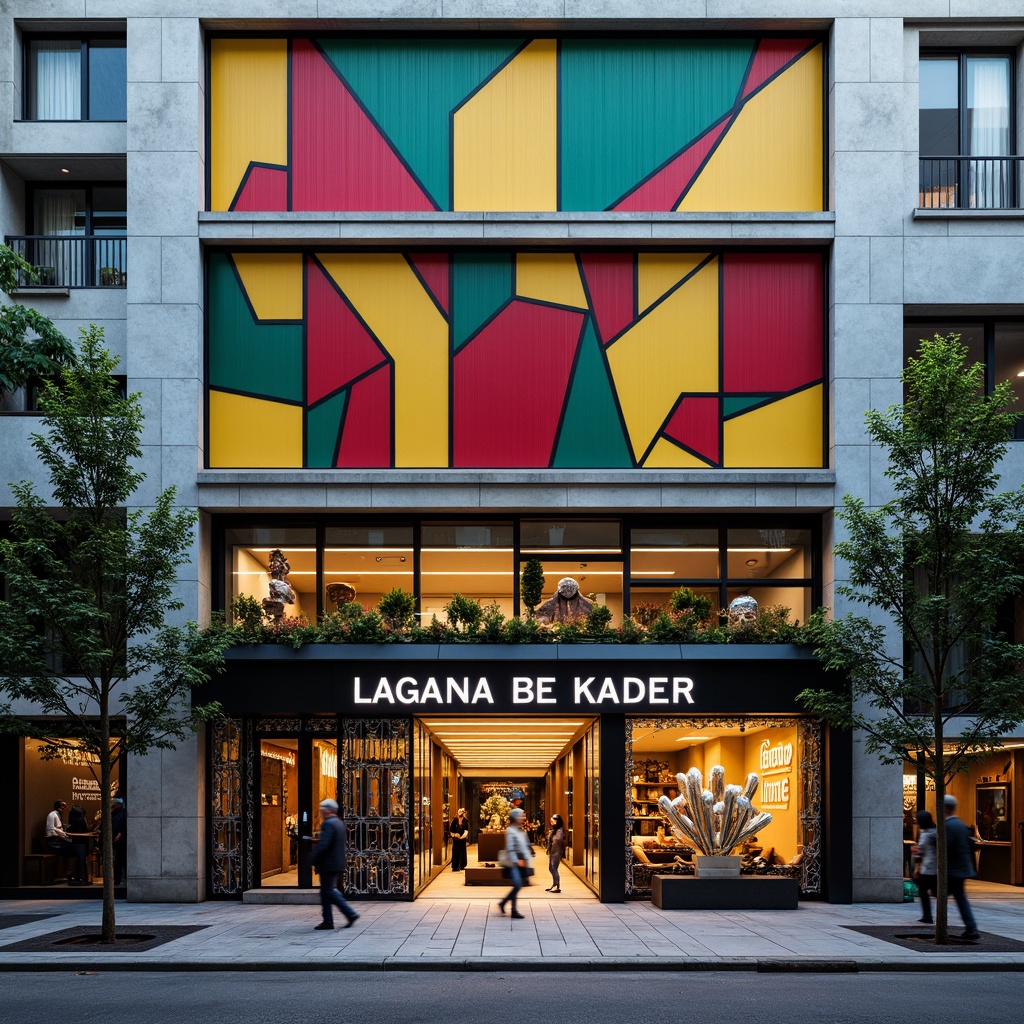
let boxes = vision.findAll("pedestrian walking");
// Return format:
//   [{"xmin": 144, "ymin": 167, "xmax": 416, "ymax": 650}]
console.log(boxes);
[
  {"xmin": 497, "ymin": 807, "xmax": 533, "ymax": 920},
  {"xmin": 545, "ymin": 813, "xmax": 566, "ymax": 893},
  {"xmin": 912, "ymin": 809, "xmax": 936, "ymax": 923},
  {"xmin": 943, "ymin": 794, "xmax": 980, "ymax": 941},
  {"xmin": 450, "ymin": 808, "xmax": 469, "ymax": 872},
  {"xmin": 310, "ymin": 798, "xmax": 360, "ymax": 931}
]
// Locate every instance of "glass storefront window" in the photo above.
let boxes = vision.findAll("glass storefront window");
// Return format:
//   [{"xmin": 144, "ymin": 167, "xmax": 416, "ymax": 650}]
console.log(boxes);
[
  {"xmin": 324, "ymin": 525, "xmax": 413, "ymax": 613},
  {"xmin": 21, "ymin": 738, "xmax": 120, "ymax": 887},
  {"xmin": 627, "ymin": 718, "xmax": 817, "ymax": 896},
  {"xmin": 520, "ymin": 520, "xmax": 621, "ymax": 553},
  {"xmin": 420, "ymin": 522, "xmax": 513, "ymax": 623},
  {"xmin": 726, "ymin": 586, "xmax": 812, "ymax": 625},
  {"xmin": 259, "ymin": 739, "xmax": 298, "ymax": 885},
  {"xmin": 522, "ymin": 558, "xmax": 624, "ymax": 625},
  {"xmin": 726, "ymin": 528, "xmax": 811, "ymax": 580},
  {"xmin": 630, "ymin": 527, "xmax": 719, "ymax": 580},
  {"xmin": 226, "ymin": 527, "xmax": 317, "ymax": 621}
]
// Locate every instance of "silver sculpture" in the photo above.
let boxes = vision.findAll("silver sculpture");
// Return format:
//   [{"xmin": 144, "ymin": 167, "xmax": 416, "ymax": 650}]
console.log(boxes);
[
  {"xmin": 657, "ymin": 766, "xmax": 773, "ymax": 856},
  {"xmin": 261, "ymin": 548, "xmax": 296, "ymax": 621}
]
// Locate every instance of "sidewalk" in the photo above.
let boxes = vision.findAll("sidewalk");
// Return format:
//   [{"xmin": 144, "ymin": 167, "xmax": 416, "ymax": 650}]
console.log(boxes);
[{"xmin": 1, "ymin": 880, "xmax": 1023, "ymax": 973}]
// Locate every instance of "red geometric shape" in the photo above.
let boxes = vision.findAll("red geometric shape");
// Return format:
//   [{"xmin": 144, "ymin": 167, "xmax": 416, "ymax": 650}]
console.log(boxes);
[
  {"xmin": 336, "ymin": 364, "xmax": 392, "ymax": 468},
  {"xmin": 290, "ymin": 40, "xmax": 435, "ymax": 212},
  {"xmin": 232, "ymin": 165, "xmax": 289, "ymax": 212},
  {"xmin": 741, "ymin": 38, "xmax": 816, "ymax": 100},
  {"xmin": 663, "ymin": 396, "xmax": 720, "ymax": 465},
  {"xmin": 307, "ymin": 259, "xmax": 388, "ymax": 406},
  {"xmin": 579, "ymin": 254, "xmax": 635, "ymax": 345},
  {"xmin": 612, "ymin": 118, "xmax": 731, "ymax": 213},
  {"xmin": 408, "ymin": 253, "xmax": 450, "ymax": 316},
  {"xmin": 453, "ymin": 300, "xmax": 585, "ymax": 467},
  {"xmin": 722, "ymin": 253, "xmax": 824, "ymax": 394}
]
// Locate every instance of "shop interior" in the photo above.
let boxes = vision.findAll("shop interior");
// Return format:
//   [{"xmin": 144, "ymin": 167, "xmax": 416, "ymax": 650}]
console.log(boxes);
[
  {"xmin": 904, "ymin": 744, "xmax": 1023, "ymax": 886},
  {"xmin": 627, "ymin": 720, "xmax": 807, "ymax": 891},
  {"xmin": 224, "ymin": 519, "xmax": 815, "ymax": 629},
  {"xmin": 17, "ymin": 737, "xmax": 122, "ymax": 888}
]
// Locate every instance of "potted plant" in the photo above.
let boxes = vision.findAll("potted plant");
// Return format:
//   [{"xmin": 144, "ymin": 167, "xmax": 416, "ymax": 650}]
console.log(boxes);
[{"xmin": 99, "ymin": 267, "xmax": 123, "ymax": 286}]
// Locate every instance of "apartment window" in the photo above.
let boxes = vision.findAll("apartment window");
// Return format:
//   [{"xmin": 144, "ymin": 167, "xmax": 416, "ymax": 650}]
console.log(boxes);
[
  {"xmin": 25, "ymin": 37, "xmax": 126, "ymax": 121},
  {"xmin": 904, "ymin": 320, "xmax": 1024, "ymax": 438},
  {"xmin": 5, "ymin": 183, "xmax": 128, "ymax": 289},
  {"xmin": 919, "ymin": 52, "xmax": 1016, "ymax": 209}
]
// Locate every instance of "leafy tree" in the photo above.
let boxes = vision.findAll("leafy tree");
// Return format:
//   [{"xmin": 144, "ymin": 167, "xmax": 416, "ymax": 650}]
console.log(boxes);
[
  {"xmin": 377, "ymin": 587, "xmax": 416, "ymax": 631},
  {"xmin": 0, "ymin": 328, "xmax": 228, "ymax": 943},
  {"xmin": 0, "ymin": 244, "xmax": 76, "ymax": 398},
  {"xmin": 798, "ymin": 334, "xmax": 1024, "ymax": 944},
  {"xmin": 520, "ymin": 558, "xmax": 545, "ymax": 617}
]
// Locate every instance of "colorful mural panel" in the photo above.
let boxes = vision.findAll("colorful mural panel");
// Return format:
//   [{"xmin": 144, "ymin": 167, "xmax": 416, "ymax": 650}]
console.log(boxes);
[
  {"xmin": 209, "ymin": 36, "xmax": 824, "ymax": 213},
  {"xmin": 207, "ymin": 250, "xmax": 825, "ymax": 469}
]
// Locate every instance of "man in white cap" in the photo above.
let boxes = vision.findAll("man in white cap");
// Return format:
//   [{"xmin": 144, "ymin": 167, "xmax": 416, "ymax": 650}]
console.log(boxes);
[{"xmin": 309, "ymin": 798, "xmax": 359, "ymax": 931}]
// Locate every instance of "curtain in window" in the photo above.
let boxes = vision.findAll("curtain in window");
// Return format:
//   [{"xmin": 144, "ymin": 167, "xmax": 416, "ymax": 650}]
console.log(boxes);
[
  {"xmin": 32, "ymin": 41, "xmax": 81, "ymax": 120},
  {"xmin": 967, "ymin": 58, "xmax": 1010, "ymax": 208},
  {"xmin": 34, "ymin": 190, "xmax": 84, "ymax": 287}
]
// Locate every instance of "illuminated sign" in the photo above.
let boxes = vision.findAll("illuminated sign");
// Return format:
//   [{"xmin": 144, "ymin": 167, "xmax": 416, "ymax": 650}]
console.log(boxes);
[
  {"xmin": 758, "ymin": 738, "xmax": 793, "ymax": 808},
  {"xmin": 353, "ymin": 674, "xmax": 696, "ymax": 707}
]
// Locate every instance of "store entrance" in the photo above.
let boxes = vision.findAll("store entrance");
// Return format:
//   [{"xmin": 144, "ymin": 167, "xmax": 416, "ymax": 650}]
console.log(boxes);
[
  {"xmin": 257, "ymin": 734, "xmax": 337, "ymax": 888},
  {"xmin": 416, "ymin": 716, "xmax": 600, "ymax": 897}
]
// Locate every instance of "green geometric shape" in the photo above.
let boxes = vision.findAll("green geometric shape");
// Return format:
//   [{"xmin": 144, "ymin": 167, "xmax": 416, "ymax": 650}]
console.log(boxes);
[
  {"xmin": 553, "ymin": 317, "xmax": 633, "ymax": 468},
  {"xmin": 207, "ymin": 254, "xmax": 304, "ymax": 403},
  {"xmin": 306, "ymin": 390, "xmax": 349, "ymax": 468},
  {"xmin": 452, "ymin": 253, "xmax": 514, "ymax": 351},
  {"xmin": 724, "ymin": 396, "xmax": 771, "ymax": 418},
  {"xmin": 316, "ymin": 37, "xmax": 524, "ymax": 211},
  {"xmin": 560, "ymin": 38, "xmax": 755, "ymax": 211}
]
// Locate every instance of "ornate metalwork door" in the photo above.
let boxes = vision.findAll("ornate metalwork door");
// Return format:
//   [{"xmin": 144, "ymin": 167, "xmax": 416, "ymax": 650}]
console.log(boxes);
[
  {"xmin": 341, "ymin": 718, "xmax": 412, "ymax": 898},
  {"xmin": 210, "ymin": 718, "xmax": 246, "ymax": 896}
]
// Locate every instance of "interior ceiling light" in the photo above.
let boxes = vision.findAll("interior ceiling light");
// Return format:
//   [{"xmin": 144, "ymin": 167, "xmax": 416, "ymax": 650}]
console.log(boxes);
[
  {"xmin": 745, "ymin": 559, "xmax": 758, "ymax": 567},
  {"xmin": 60, "ymin": 167, "xmax": 70, "ymax": 173}
]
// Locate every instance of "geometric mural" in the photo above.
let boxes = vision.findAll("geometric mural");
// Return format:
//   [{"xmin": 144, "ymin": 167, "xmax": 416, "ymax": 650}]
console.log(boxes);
[
  {"xmin": 207, "ymin": 251, "xmax": 825, "ymax": 469},
  {"xmin": 209, "ymin": 37, "xmax": 824, "ymax": 213}
]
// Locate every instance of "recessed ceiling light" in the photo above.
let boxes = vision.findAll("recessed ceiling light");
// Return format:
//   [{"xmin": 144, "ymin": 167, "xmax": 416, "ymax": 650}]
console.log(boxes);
[
  {"xmin": 60, "ymin": 167, "xmax": 70, "ymax": 174},
  {"xmin": 745, "ymin": 559, "xmax": 758, "ymax": 567}
]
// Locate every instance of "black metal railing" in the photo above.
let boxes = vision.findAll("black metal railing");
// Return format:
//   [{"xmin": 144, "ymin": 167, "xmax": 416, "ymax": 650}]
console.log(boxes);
[
  {"xmin": 918, "ymin": 156, "xmax": 1023, "ymax": 210},
  {"xmin": 3, "ymin": 235, "xmax": 127, "ymax": 288}
]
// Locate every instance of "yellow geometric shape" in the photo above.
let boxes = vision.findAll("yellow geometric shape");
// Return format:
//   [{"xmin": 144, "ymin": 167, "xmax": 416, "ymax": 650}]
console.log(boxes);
[
  {"xmin": 643, "ymin": 437, "xmax": 713, "ymax": 468},
  {"xmin": 453, "ymin": 39, "xmax": 558, "ymax": 212},
  {"xmin": 208, "ymin": 390, "xmax": 303, "ymax": 468},
  {"xmin": 515, "ymin": 253, "xmax": 588, "ymax": 309},
  {"xmin": 723, "ymin": 385, "xmax": 823, "ymax": 467},
  {"xmin": 316, "ymin": 254, "xmax": 449, "ymax": 467},
  {"xmin": 232, "ymin": 253, "xmax": 304, "ymax": 321},
  {"xmin": 678, "ymin": 44, "xmax": 823, "ymax": 212},
  {"xmin": 209, "ymin": 39, "xmax": 289, "ymax": 212},
  {"xmin": 606, "ymin": 257, "xmax": 719, "ymax": 462},
  {"xmin": 637, "ymin": 253, "xmax": 709, "ymax": 314}
]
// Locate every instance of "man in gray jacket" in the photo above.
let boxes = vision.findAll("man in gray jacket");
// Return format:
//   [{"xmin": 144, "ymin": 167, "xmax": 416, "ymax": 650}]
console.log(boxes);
[
  {"xmin": 943, "ymin": 794, "xmax": 980, "ymax": 941},
  {"xmin": 310, "ymin": 799, "xmax": 360, "ymax": 931}
]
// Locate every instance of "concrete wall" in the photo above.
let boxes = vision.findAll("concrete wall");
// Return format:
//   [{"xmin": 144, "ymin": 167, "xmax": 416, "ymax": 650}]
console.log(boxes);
[{"xmin": 4, "ymin": 2, "xmax": 1024, "ymax": 901}]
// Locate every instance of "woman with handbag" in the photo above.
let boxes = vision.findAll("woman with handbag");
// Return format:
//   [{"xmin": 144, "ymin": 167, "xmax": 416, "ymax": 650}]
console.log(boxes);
[
  {"xmin": 545, "ymin": 814, "xmax": 567, "ymax": 893},
  {"xmin": 497, "ymin": 807, "xmax": 534, "ymax": 920}
]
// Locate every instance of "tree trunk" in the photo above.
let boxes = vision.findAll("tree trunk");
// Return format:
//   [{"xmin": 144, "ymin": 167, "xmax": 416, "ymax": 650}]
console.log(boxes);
[
  {"xmin": 100, "ymin": 691, "xmax": 116, "ymax": 944},
  {"xmin": 933, "ymin": 706, "xmax": 948, "ymax": 945}
]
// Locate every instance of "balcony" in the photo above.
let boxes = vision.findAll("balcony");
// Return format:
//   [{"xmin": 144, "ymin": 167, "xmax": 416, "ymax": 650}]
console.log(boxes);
[
  {"xmin": 918, "ymin": 156, "xmax": 1023, "ymax": 211},
  {"xmin": 3, "ymin": 235, "xmax": 126, "ymax": 289}
]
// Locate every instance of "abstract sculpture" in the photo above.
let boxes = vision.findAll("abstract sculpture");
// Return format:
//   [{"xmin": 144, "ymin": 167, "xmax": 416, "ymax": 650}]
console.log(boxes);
[
  {"xmin": 657, "ymin": 766, "xmax": 773, "ymax": 857},
  {"xmin": 261, "ymin": 548, "xmax": 296, "ymax": 621},
  {"xmin": 727, "ymin": 594, "xmax": 759, "ymax": 631}
]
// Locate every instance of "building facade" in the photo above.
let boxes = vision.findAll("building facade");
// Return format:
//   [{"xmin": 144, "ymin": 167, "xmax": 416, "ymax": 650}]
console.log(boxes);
[{"xmin": 1, "ymin": 3, "xmax": 1023, "ymax": 904}]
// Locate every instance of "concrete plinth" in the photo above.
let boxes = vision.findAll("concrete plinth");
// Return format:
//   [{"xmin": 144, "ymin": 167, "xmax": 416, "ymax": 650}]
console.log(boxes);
[{"xmin": 651, "ymin": 874, "xmax": 799, "ymax": 910}]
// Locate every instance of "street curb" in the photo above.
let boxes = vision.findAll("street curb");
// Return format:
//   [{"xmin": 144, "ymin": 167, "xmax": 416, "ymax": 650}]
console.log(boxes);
[{"xmin": 2, "ymin": 958, "xmax": 1023, "ymax": 974}]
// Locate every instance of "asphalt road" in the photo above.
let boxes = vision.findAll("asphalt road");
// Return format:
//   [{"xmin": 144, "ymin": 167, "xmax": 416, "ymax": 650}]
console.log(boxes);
[{"xmin": 2, "ymin": 970, "xmax": 1019, "ymax": 1023}]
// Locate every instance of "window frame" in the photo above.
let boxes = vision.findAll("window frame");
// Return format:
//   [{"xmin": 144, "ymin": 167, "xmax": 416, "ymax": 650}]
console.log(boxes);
[
  {"xmin": 920, "ymin": 48, "xmax": 1017, "ymax": 159},
  {"xmin": 215, "ymin": 513, "xmax": 822, "ymax": 626},
  {"xmin": 22, "ymin": 33, "xmax": 127, "ymax": 122},
  {"xmin": 904, "ymin": 315, "xmax": 1024, "ymax": 440}
]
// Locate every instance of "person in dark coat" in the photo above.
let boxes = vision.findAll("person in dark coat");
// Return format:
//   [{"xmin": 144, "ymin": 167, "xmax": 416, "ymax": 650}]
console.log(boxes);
[
  {"xmin": 450, "ymin": 808, "xmax": 469, "ymax": 872},
  {"xmin": 545, "ymin": 813, "xmax": 567, "ymax": 893},
  {"xmin": 67, "ymin": 806, "xmax": 91, "ymax": 885},
  {"xmin": 309, "ymin": 798, "xmax": 359, "ymax": 931},
  {"xmin": 109, "ymin": 797, "xmax": 127, "ymax": 885},
  {"xmin": 943, "ymin": 794, "xmax": 980, "ymax": 940}
]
